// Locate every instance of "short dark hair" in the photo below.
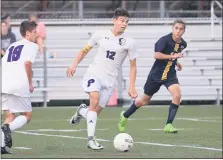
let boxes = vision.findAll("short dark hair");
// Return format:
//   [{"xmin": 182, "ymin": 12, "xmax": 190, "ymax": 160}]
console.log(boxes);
[
  {"xmin": 113, "ymin": 8, "xmax": 130, "ymax": 18},
  {"xmin": 1, "ymin": 21, "xmax": 7, "ymax": 25},
  {"xmin": 173, "ymin": 19, "xmax": 186, "ymax": 29},
  {"xmin": 1, "ymin": 13, "xmax": 10, "ymax": 20},
  {"xmin": 20, "ymin": 21, "xmax": 37, "ymax": 37}
]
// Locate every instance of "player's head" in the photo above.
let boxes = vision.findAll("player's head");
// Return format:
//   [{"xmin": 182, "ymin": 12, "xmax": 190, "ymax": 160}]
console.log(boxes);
[
  {"xmin": 28, "ymin": 13, "xmax": 38, "ymax": 22},
  {"xmin": 1, "ymin": 21, "xmax": 8, "ymax": 35},
  {"xmin": 1, "ymin": 13, "xmax": 11, "ymax": 25},
  {"xmin": 20, "ymin": 21, "xmax": 37, "ymax": 42},
  {"xmin": 172, "ymin": 19, "xmax": 186, "ymax": 39},
  {"xmin": 112, "ymin": 8, "xmax": 130, "ymax": 33}
]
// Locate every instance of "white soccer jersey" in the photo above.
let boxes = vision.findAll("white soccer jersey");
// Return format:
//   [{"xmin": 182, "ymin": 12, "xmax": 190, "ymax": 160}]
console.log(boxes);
[
  {"xmin": 2, "ymin": 39, "xmax": 39, "ymax": 97},
  {"xmin": 87, "ymin": 30, "xmax": 138, "ymax": 85}
]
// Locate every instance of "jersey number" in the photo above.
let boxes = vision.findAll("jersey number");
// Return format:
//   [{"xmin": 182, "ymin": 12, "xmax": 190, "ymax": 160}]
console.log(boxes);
[
  {"xmin": 7, "ymin": 45, "xmax": 24, "ymax": 62},
  {"xmin": 106, "ymin": 50, "xmax": 116, "ymax": 60}
]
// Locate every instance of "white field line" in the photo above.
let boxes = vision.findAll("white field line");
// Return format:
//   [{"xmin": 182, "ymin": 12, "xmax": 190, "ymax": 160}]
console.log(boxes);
[
  {"xmin": 26, "ymin": 129, "xmax": 108, "ymax": 132},
  {"xmin": 30, "ymin": 117, "xmax": 221, "ymax": 122},
  {"xmin": 63, "ymin": 117, "xmax": 222, "ymax": 122},
  {"xmin": 176, "ymin": 118, "xmax": 222, "ymax": 122},
  {"xmin": 15, "ymin": 131, "xmax": 222, "ymax": 152},
  {"xmin": 14, "ymin": 147, "xmax": 32, "ymax": 150},
  {"xmin": 146, "ymin": 128, "xmax": 193, "ymax": 131}
]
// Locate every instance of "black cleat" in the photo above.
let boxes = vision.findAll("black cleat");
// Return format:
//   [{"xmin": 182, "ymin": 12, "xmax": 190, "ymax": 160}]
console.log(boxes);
[
  {"xmin": 1, "ymin": 146, "xmax": 12, "ymax": 154},
  {"xmin": 1, "ymin": 124, "xmax": 12, "ymax": 148}
]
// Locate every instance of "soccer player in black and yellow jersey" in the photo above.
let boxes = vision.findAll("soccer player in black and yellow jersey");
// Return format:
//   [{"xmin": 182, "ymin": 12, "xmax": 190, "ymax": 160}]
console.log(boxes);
[{"xmin": 119, "ymin": 19, "xmax": 187, "ymax": 134}]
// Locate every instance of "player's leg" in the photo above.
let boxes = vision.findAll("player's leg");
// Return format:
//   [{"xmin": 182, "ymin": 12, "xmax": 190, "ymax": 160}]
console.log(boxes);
[
  {"xmin": 9, "ymin": 111, "xmax": 32, "ymax": 131},
  {"xmin": 8, "ymin": 95, "xmax": 32, "ymax": 132},
  {"xmin": 87, "ymin": 86, "xmax": 113, "ymax": 150},
  {"xmin": 86, "ymin": 91, "xmax": 104, "ymax": 150},
  {"xmin": 118, "ymin": 94, "xmax": 152, "ymax": 132},
  {"xmin": 70, "ymin": 101, "xmax": 104, "ymax": 126},
  {"xmin": 1, "ymin": 94, "xmax": 32, "ymax": 152},
  {"xmin": 70, "ymin": 103, "xmax": 88, "ymax": 125},
  {"xmin": 1, "ymin": 110, "xmax": 15, "ymax": 153},
  {"xmin": 3, "ymin": 110, "xmax": 16, "ymax": 124},
  {"xmin": 70, "ymin": 73, "xmax": 101, "ymax": 125},
  {"xmin": 119, "ymin": 79, "xmax": 161, "ymax": 132},
  {"xmin": 1, "ymin": 94, "xmax": 14, "ymax": 151},
  {"xmin": 164, "ymin": 78, "xmax": 181, "ymax": 133},
  {"xmin": 79, "ymin": 74, "xmax": 103, "ymax": 150},
  {"xmin": 1, "ymin": 116, "xmax": 13, "ymax": 154}
]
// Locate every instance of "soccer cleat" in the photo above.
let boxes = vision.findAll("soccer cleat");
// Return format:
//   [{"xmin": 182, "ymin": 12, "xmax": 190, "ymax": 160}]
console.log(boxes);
[
  {"xmin": 164, "ymin": 123, "xmax": 178, "ymax": 134},
  {"xmin": 70, "ymin": 104, "xmax": 87, "ymax": 126},
  {"xmin": 1, "ymin": 146, "xmax": 12, "ymax": 154},
  {"xmin": 87, "ymin": 139, "xmax": 103, "ymax": 150},
  {"xmin": 118, "ymin": 111, "xmax": 128, "ymax": 133},
  {"xmin": 1, "ymin": 124, "xmax": 12, "ymax": 148}
]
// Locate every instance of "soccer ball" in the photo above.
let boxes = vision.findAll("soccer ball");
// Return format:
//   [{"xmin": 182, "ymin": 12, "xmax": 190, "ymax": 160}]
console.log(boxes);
[{"xmin": 113, "ymin": 133, "xmax": 133, "ymax": 152}]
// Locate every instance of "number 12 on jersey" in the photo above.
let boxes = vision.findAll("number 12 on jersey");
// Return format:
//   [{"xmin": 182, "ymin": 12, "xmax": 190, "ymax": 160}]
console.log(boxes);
[{"xmin": 106, "ymin": 50, "xmax": 116, "ymax": 60}]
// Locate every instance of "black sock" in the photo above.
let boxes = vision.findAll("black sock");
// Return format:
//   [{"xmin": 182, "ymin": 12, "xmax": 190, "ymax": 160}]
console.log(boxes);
[
  {"xmin": 166, "ymin": 103, "xmax": 179, "ymax": 124},
  {"xmin": 123, "ymin": 101, "xmax": 139, "ymax": 118}
]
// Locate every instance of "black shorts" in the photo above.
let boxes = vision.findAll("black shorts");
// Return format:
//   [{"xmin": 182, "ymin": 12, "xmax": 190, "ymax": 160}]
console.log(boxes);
[{"xmin": 143, "ymin": 77, "xmax": 179, "ymax": 96}]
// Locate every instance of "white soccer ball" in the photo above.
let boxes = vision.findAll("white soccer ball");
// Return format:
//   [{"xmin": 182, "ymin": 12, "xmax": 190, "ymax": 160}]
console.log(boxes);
[{"xmin": 113, "ymin": 133, "xmax": 133, "ymax": 152}]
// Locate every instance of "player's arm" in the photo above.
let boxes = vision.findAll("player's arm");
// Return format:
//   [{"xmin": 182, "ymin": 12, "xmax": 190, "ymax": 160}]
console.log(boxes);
[
  {"xmin": 24, "ymin": 61, "xmax": 34, "ymax": 93},
  {"xmin": 154, "ymin": 52, "xmax": 180, "ymax": 60},
  {"xmin": 154, "ymin": 37, "xmax": 183, "ymax": 60},
  {"xmin": 128, "ymin": 38, "xmax": 138, "ymax": 99},
  {"xmin": 71, "ymin": 44, "xmax": 92, "ymax": 69},
  {"xmin": 24, "ymin": 44, "xmax": 39, "ymax": 93},
  {"xmin": 176, "ymin": 61, "xmax": 183, "ymax": 71},
  {"xmin": 128, "ymin": 59, "xmax": 137, "ymax": 98},
  {"xmin": 67, "ymin": 44, "xmax": 93, "ymax": 77},
  {"xmin": 24, "ymin": 61, "xmax": 32, "ymax": 85},
  {"xmin": 67, "ymin": 31, "xmax": 99, "ymax": 77}
]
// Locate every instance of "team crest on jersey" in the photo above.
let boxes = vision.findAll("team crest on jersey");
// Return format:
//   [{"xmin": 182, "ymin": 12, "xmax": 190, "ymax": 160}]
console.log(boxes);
[
  {"xmin": 119, "ymin": 38, "xmax": 126, "ymax": 46},
  {"xmin": 180, "ymin": 45, "xmax": 185, "ymax": 50}
]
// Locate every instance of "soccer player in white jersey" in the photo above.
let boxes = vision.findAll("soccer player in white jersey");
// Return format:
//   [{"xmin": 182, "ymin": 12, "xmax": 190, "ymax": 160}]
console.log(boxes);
[
  {"xmin": 1, "ymin": 21, "xmax": 39, "ymax": 154},
  {"xmin": 66, "ymin": 8, "xmax": 138, "ymax": 150}
]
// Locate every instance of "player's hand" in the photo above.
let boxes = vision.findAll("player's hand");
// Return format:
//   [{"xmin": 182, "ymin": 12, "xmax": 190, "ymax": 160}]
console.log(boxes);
[
  {"xmin": 66, "ymin": 66, "xmax": 76, "ymax": 77},
  {"xmin": 171, "ymin": 53, "xmax": 184, "ymax": 61},
  {"xmin": 174, "ymin": 53, "xmax": 184, "ymax": 59},
  {"xmin": 29, "ymin": 84, "xmax": 34, "ymax": 93},
  {"xmin": 176, "ymin": 62, "xmax": 183, "ymax": 71},
  {"xmin": 128, "ymin": 87, "xmax": 138, "ymax": 99}
]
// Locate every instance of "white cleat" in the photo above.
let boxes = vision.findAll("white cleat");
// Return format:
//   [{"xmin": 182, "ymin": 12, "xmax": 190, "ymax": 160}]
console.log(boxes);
[
  {"xmin": 87, "ymin": 139, "xmax": 104, "ymax": 150},
  {"xmin": 70, "ymin": 104, "xmax": 87, "ymax": 126}
]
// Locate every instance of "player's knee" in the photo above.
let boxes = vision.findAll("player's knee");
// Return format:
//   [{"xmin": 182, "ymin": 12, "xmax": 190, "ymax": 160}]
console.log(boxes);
[
  {"xmin": 89, "ymin": 92, "xmax": 100, "ymax": 109},
  {"xmin": 5, "ymin": 114, "xmax": 15, "ymax": 120},
  {"xmin": 173, "ymin": 94, "xmax": 181, "ymax": 101},
  {"xmin": 135, "ymin": 99, "xmax": 142, "ymax": 107},
  {"xmin": 4, "ymin": 114, "xmax": 16, "ymax": 124},
  {"xmin": 20, "ymin": 112, "xmax": 32, "ymax": 123},
  {"xmin": 26, "ymin": 115, "xmax": 32, "ymax": 123},
  {"xmin": 90, "ymin": 98, "xmax": 99, "ymax": 107},
  {"xmin": 89, "ymin": 100, "xmax": 99, "ymax": 111},
  {"xmin": 135, "ymin": 97, "xmax": 148, "ymax": 107},
  {"xmin": 25, "ymin": 115, "xmax": 32, "ymax": 123}
]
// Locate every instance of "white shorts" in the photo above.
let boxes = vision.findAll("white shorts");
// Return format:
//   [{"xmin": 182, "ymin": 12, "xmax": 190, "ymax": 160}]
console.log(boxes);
[
  {"xmin": 82, "ymin": 73, "xmax": 115, "ymax": 108},
  {"xmin": 1, "ymin": 93, "xmax": 32, "ymax": 113}
]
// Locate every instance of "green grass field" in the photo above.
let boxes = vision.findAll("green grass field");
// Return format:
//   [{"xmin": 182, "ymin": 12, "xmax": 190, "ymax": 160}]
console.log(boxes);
[{"xmin": 1, "ymin": 105, "xmax": 222, "ymax": 159}]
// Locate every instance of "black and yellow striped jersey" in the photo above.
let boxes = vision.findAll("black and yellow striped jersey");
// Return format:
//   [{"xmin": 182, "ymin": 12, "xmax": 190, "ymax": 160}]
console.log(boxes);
[{"xmin": 148, "ymin": 33, "xmax": 187, "ymax": 81}]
